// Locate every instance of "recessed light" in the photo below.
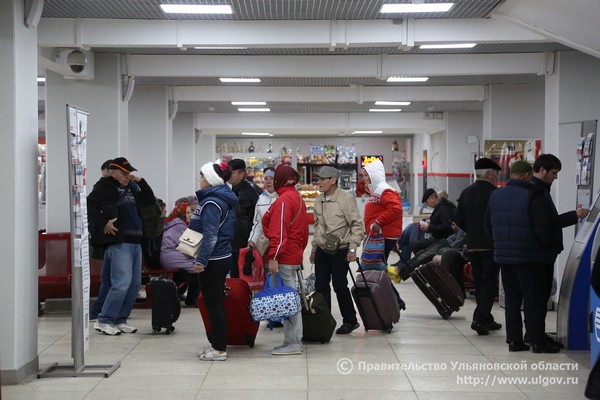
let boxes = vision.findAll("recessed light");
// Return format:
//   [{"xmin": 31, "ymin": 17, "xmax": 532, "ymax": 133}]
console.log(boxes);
[
  {"xmin": 231, "ymin": 101, "xmax": 267, "ymax": 106},
  {"xmin": 353, "ymin": 130, "xmax": 384, "ymax": 134},
  {"xmin": 220, "ymin": 78, "xmax": 261, "ymax": 83},
  {"xmin": 369, "ymin": 109, "xmax": 401, "ymax": 112},
  {"xmin": 375, "ymin": 101, "xmax": 411, "ymax": 106},
  {"xmin": 380, "ymin": 3, "xmax": 454, "ymax": 13},
  {"xmin": 37, "ymin": 77, "xmax": 46, "ymax": 83},
  {"xmin": 238, "ymin": 108, "xmax": 270, "ymax": 112},
  {"xmin": 194, "ymin": 46, "xmax": 247, "ymax": 50},
  {"xmin": 241, "ymin": 132, "xmax": 271, "ymax": 136},
  {"xmin": 387, "ymin": 77, "xmax": 429, "ymax": 82},
  {"xmin": 420, "ymin": 43, "xmax": 476, "ymax": 49},
  {"xmin": 160, "ymin": 4, "xmax": 233, "ymax": 14}
]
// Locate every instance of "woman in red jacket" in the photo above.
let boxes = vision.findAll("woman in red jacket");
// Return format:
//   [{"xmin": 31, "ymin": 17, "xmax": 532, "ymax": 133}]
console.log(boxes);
[
  {"xmin": 262, "ymin": 165, "xmax": 309, "ymax": 355},
  {"xmin": 362, "ymin": 159, "xmax": 406, "ymax": 310}
]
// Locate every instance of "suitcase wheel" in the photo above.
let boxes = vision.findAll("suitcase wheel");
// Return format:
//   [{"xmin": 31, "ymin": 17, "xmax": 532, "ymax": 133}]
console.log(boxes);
[
  {"xmin": 245, "ymin": 334, "xmax": 255, "ymax": 348},
  {"xmin": 152, "ymin": 327, "xmax": 160, "ymax": 335},
  {"xmin": 441, "ymin": 314, "xmax": 450, "ymax": 320},
  {"xmin": 165, "ymin": 326, "xmax": 175, "ymax": 335}
]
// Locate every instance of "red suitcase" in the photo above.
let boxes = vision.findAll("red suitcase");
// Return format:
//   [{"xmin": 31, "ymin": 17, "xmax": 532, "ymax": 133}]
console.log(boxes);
[
  {"xmin": 198, "ymin": 278, "xmax": 259, "ymax": 347},
  {"xmin": 350, "ymin": 263, "xmax": 400, "ymax": 333}
]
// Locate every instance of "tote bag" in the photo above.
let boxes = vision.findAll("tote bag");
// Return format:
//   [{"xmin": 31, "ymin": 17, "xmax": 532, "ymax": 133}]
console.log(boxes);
[
  {"xmin": 360, "ymin": 232, "xmax": 387, "ymax": 271},
  {"xmin": 250, "ymin": 274, "xmax": 301, "ymax": 322}
]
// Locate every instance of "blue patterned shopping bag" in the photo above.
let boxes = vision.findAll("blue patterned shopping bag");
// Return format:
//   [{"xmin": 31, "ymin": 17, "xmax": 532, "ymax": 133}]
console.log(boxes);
[
  {"xmin": 250, "ymin": 274, "xmax": 302, "ymax": 322},
  {"xmin": 360, "ymin": 233, "xmax": 387, "ymax": 271}
]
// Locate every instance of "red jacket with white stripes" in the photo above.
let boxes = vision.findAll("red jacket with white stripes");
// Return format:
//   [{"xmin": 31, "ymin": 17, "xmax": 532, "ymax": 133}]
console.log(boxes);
[{"xmin": 262, "ymin": 185, "xmax": 308, "ymax": 265}]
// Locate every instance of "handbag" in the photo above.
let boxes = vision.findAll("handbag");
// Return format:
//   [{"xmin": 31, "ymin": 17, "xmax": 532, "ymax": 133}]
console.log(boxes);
[
  {"xmin": 176, "ymin": 228, "xmax": 203, "ymax": 258},
  {"xmin": 360, "ymin": 232, "xmax": 387, "ymax": 271},
  {"xmin": 255, "ymin": 233, "xmax": 270, "ymax": 255},
  {"xmin": 302, "ymin": 264, "xmax": 316, "ymax": 293},
  {"xmin": 250, "ymin": 274, "xmax": 302, "ymax": 322},
  {"xmin": 237, "ymin": 247, "xmax": 265, "ymax": 291},
  {"xmin": 322, "ymin": 234, "xmax": 341, "ymax": 255}
]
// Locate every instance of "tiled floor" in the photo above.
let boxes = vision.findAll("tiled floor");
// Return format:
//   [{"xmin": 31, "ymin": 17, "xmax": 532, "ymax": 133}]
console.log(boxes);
[{"xmin": 2, "ymin": 250, "xmax": 591, "ymax": 400}]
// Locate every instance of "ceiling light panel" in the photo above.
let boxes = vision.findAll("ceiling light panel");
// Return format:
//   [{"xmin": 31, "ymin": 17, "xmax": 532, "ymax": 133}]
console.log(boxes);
[
  {"xmin": 220, "ymin": 78, "xmax": 261, "ymax": 83},
  {"xmin": 375, "ymin": 101, "xmax": 411, "ymax": 106},
  {"xmin": 231, "ymin": 101, "xmax": 267, "ymax": 106},
  {"xmin": 420, "ymin": 43, "xmax": 477, "ymax": 49},
  {"xmin": 160, "ymin": 4, "xmax": 233, "ymax": 14},
  {"xmin": 387, "ymin": 77, "xmax": 429, "ymax": 82},
  {"xmin": 380, "ymin": 3, "xmax": 454, "ymax": 13},
  {"xmin": 238, "ymin": 108, "xmax": 270, "ymax": 112},
  {"xmin": 369, "ymin": 109, "xmax": 401, "ymax": 112}
]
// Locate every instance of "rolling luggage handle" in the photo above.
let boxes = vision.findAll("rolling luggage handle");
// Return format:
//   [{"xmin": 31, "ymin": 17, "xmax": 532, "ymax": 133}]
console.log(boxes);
[
  {"xmin": 348, "ymin": 261, "xmax": 391, "ymax": 332},
  {"xmin": 296, "ymin": 269, "xmax": 314, "ymax": 315}
]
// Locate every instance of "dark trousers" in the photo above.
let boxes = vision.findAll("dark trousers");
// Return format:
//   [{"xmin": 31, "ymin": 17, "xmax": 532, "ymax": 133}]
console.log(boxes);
[
  {"xmin": 469, "ymin": 251, "xmax": 500, "ymax": 324},
  {"xmin": 229, "ymin": 249, "xmax": 240, "ymax": 278},
  {"xmin": 441, "ymin": 249, "xmax": 465, "ymax": 296},
  {"xmin": 198, "ymin": 257, "xmax": 231, "ymax": 351},
  {"xmin": 501, "ymin": 263, "xmax": 550, "ymax": 345},
  {"xmin": 178, "ymin": 270, "xmax": 200, "ymax": 306},
  {"xmin": 315, "ymin": 247, "xmax": 358, "ymax": 325},
  {"xmin": 411, "ymin": 237, "xmax": 439, "ymax": 255}
]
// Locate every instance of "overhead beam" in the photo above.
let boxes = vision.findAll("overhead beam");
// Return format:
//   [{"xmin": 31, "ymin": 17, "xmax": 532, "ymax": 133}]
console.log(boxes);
[
  {"xmin": 175, "ymin": 85, "xmax": 486, "ymax": 102},
  {"xmin": 194, "ymin": 112, "xmax": 446, "ymax": 136},
  {"xmin": 130, "ymin": 53, "xmax": 545, "ymax": 78},
  {"xmin": 37, "ymin": 18, "xmax": 550, "ymax": 49}
]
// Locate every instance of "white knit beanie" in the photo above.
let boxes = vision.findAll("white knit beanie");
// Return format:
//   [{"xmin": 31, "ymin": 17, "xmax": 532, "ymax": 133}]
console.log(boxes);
[{"xmin": 200, "ymin": 162, "xmax": 224, "ymax": 186}]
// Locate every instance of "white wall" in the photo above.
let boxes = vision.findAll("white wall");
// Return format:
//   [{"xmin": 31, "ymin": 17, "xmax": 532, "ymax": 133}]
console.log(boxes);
[
  {"xmin": 45, "ymin": 53, "xmax": 126, "ymax": 231},
  {"xmin": 446, "ymin": 111, "xmax": 484, "ymax": 197},
  {"xmin": 484, "ymin": 83, "xmax": 545, "ymax": 140},
  {"xmin": 0, "ymin": 0, "xmax": 40, "ymax": 383},
  {"xmin": 170, "ymin": 113, "xmax": 196, "ymax": 206},
  {"xmin": 128, "ymin": 85, "xmax": 170, "ymax": 201}
]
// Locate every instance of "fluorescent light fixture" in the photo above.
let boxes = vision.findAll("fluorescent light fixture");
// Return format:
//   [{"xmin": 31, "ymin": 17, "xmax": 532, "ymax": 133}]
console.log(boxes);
[
  {"xmin": 369, "ymin": 109, "xmax": 402, "ymax": 112},
  {"xmin": 420, "ymin": 43, "xmax": 476, "ymax": 49},
  {"xmin": 220, "ymin": 78, "xmax": 261, "ymax": 83},
  {"xmin": 387, "ymin": 76, "xmax": 429, "ymax": 82},
  {"xmin": 353, "ymin": 130, "xmax": 383, "ymax": 134},
  {"xmin": 231, "ymin": 101, "xmax": 267, "ymax": 106},
  {"xmin": 160, "ymin": 4, "xmax": 233, "ymax": 14},
  {"xmin": 37, "ymin": 77, "xmax": 46, "ymax": 83},
  {"xmin": 375, "ymin": 101, "xmax": 411, "ymax": 106},
  {"xmin": 380, "ymin": 3, "xmax": 454, "ymax": 13},
  {"xmin": 241, "ymin": 132, "xmax": 271, "ymax": 136},
  {"xmin": 238, "ymin": 108, "xmax": 270, "ymax": 112},
  {"xmin": 194, "ymin": 46, "xmax": 247, "ymax": 50}
]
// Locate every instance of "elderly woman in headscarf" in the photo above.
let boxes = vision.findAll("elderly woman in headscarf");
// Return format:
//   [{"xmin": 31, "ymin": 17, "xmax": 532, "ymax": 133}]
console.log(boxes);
[
  {"xmin": 159, "ymin": 201, "xmax": 200, "ymax": 307},
  {"xmin": 362, "ymin": 159, "xmax": 406, "ymax": 310},
  {"xmin": 262, "ymin": 165, "xmax": 309, "ymax": 356}
]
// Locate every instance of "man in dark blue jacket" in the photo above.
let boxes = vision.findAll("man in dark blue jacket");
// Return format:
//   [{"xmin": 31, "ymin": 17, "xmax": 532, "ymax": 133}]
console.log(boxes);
[
  {"xmin": 531, "ymin": 154, "xmax": 589, "ymax": 348},
  {"xmin": 486, "ymin": 160, "xmax": 559, "ymax": 353},
  {"xmin": 455, "ymin": 157, "xmax": 502, "ymax": 336}
]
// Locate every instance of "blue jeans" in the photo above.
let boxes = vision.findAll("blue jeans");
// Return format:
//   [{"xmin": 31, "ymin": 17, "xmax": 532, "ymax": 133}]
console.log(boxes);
[
  {"xmin": 98, "ymin": 243, "xmax": 142, "ymax": 325},
  {"xmin": 277, "ymin": 264, "xmax": 302, "ymax": 345},
  {"xmin": 91, "ymin": 253, "xmax": 111, "ymax": 317}
]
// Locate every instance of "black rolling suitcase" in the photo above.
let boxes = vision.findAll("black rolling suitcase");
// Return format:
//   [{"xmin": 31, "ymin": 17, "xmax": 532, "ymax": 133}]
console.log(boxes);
[
  {"xmin": 349, "ymin": 263, "xmax": 400, "ymax": 333},
  {"xmin": 411, "ymin": 260, "xmax": 464, "ymax": 319},
  {"xmin": 297, "ymin": 270, "xmax": 336, "ymax": 343},
  {"xmin": 150, "ymin": 277, "xmax": 181, "ymax": 334}
]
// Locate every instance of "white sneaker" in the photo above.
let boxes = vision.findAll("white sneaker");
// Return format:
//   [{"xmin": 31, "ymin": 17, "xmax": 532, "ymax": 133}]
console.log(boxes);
[
  {"xmin": 198, "ymin": 347, "xmax": 227, "ymax": 361},
  {"xmin": 272, "ymin": 343, "xmax": 302, "ymax": 355},
  {"xmin": 116, "ymin": 323, "xmax": 137, "ymax": 333},
  {"xmin": 93, "ymin": 321, "xmax": 121, "ymax": 336}
]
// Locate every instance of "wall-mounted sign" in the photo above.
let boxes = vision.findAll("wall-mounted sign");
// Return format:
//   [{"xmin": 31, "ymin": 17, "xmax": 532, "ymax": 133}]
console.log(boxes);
[{"xmin": 360, "ymin": 155, "xmax": 383, "ymax": 167}]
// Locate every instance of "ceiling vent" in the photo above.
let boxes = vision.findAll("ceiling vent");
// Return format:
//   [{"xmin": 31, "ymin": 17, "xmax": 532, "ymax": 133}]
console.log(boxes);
[{"xmin": 54, "ymin": 49, "xmax": 95, "ymax": 80}]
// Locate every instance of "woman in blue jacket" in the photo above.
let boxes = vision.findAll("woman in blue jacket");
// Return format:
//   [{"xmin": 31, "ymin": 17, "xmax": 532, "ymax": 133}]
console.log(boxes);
[{"xmin": 190, "ymin": 162, "xmax": 238, "ymax": 361}]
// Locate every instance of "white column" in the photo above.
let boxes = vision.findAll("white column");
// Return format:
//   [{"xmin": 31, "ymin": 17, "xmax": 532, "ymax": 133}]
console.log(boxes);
[
  {"xmin": 170, "ymin": 113, "xmax": 196, "ymax": 206},
  {"xmin": 0, "ymin": 0, "xmax": 40, "ymax": 384},
  {"xmin": 128, "ymin": 85, "xmax": 170, "ymax": 201},
  {"xmin": 45, "ymin": 53, "xmax": 127, "ymax": 232}
]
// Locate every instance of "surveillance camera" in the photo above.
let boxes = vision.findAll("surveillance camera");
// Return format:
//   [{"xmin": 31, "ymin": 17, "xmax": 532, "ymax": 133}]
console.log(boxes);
[{"xmin": 66, "ymin": 50, "xmax": 87, "ymax": 73}]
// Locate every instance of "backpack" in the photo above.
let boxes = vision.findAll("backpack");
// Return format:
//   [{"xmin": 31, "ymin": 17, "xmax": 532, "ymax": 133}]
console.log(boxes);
[{"xmin": 140, "ymin": 199, "xmax": 165, "ymax": 268}]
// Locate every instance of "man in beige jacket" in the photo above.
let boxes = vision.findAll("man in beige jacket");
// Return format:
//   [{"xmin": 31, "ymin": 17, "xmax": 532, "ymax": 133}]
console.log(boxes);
[{"xmin": 309, "ymin": 166, "xmax": 365, "ymax": 334}]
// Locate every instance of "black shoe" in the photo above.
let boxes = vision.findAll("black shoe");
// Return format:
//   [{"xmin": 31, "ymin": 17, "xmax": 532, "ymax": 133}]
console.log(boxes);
[
  {"xmin": 544, "ymin": 333, "xmax": 564, "ymax": 349},
  {"xmin": 336, "ymin": 322, "xmax": 360, "ymax": 335},
  {"xmin": 531, "ymin": 343, "xmax": 560, "ymax": 353},
  {"xmin": 508, "ymin": 341, "xmax": 530, "ymax": 352},
  {"xmin": 485, "ymin": 321, "xmax": 502, "ymax": 331},
  {"xmin": 398, "ymin": 299, "xmax": 406, "ymax": 311},
  {"xmin": 471, "ymin": 321, "xmax": 489, "ymax": 336}
]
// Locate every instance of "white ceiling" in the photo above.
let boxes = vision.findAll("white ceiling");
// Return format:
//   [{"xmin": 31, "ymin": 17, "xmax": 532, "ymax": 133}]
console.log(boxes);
[{"xmin": 36, "ymin": 0, "xmax": 600, "ymax": 136}]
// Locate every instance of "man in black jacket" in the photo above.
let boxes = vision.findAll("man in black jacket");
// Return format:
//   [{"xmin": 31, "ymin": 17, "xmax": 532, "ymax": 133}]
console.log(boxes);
[
  {"xmin": 531, "ymin": 154, "xmax": 589, "ymax": 347},
  {"xmin": 455, "ymin": 157, "xmax": 502, "ymax": 336},
  {"xmin": 87, "ymin": 157, "xmax": 156, "ymax": 335},
  {"xmin": 228, "ymin": 159, "xmax": 262, "ymax": 278},
  {"xmin": 412, "ymin": 189, "xmax": 456, "ymax": 254}
]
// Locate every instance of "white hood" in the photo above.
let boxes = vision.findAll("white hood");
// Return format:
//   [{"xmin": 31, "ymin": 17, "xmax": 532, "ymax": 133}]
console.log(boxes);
[{"xmin": 364, "ymin": 159, "xmax": 394, "ymax": 197}]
